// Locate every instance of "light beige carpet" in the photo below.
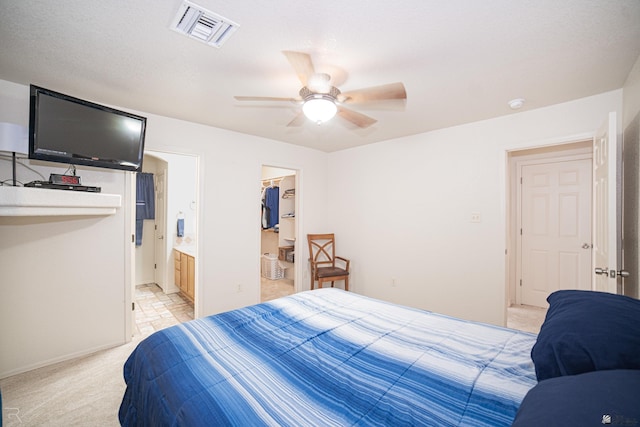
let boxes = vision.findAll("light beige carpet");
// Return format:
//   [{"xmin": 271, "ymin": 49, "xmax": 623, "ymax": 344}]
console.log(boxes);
[
  {"xmin": 0, "ymin": 283, "xmax": 195, "ymax": 426},
  {"xmin": 0, "ymin": 337, "xmax": 142, "ymax": 426}
]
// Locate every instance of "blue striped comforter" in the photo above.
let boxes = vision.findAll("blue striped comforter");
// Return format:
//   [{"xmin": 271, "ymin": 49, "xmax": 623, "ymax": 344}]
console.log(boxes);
[{"xmin": 119, "ymin": 289, "xmax": 537, "ymax": 426}]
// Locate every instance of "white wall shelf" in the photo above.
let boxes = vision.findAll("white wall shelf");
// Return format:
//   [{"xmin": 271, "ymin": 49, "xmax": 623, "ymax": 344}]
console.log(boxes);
[{"xmin": 0, "ymin": 186, "xmax": 121, "ymax": 216}]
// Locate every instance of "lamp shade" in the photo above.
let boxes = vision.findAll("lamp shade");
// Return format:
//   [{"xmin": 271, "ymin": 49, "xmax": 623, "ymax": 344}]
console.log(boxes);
[
  {"xmin": 302, "ymin": 97, "xmax": 337, "ymax": 124},
  {"xmin": 0, "ymin": 122, "xmax": 28, "ymax": 154}
]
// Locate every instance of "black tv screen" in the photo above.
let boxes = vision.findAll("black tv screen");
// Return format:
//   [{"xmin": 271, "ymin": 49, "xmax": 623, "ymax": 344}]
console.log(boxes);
[{"xmin": 29, "ymin": 85, "xmax": 146, "ymax": 172}]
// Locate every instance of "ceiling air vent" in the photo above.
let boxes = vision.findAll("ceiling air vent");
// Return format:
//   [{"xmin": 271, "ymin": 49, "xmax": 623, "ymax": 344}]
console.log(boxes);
[{"xmin": 170, "ymin": 1, "xmax": 239, "ymax": 48}]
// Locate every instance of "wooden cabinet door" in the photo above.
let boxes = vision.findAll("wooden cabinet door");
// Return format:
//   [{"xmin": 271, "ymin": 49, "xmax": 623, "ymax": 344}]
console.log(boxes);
[
  {"xmin": 180, "ymin": 255, "xmax": 188, "ymax": 293},
  {"xmin": 174, "ymin": 251, "xmax": 181, "ymax": 287},
  {"xmin": 187, "ymin": 255, "xmax": 195, "ymax": 299}
]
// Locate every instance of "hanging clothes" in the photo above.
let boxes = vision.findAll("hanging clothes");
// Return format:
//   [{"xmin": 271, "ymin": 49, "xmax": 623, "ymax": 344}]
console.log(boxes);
[
  {"xmin": 263, "ymin": 185, "xmax": 279, "ymax": 229},
  {"xmin": 261, "ymin": 187, "xmax": 269, "ymax": 229},
  {"xmin": 177, "ymin": 218, "xmax": 185, "ymax": 237},
  {"xmin": 136, "ymin": 172, "xmax": 155, "ymax": 246}
]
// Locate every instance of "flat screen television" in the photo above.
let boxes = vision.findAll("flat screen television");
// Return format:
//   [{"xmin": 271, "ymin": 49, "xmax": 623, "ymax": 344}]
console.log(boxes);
[{"xmin": 29, "ymin": 85, "xmax": 147, "ymax": 172}]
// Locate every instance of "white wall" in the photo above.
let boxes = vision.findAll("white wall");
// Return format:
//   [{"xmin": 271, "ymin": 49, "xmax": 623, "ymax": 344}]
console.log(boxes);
[
  {"xmin": 0, "ymin": 79, "xmax": 329, "ymax": 377},
  {"xmin": 327, "ymin": 90, "xmax": 623, "ymax": 326}
]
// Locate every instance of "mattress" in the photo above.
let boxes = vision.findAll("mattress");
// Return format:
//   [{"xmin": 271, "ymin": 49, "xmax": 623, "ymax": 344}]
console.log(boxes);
[{"xmin": 119, "ymin": 288, "xmax": 537, "ymax": 426}]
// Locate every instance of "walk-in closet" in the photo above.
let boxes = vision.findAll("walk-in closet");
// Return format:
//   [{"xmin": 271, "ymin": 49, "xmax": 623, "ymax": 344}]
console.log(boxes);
[{"xmin": 260, "ymin": 166, "xmax": 296, "ymax": 301}]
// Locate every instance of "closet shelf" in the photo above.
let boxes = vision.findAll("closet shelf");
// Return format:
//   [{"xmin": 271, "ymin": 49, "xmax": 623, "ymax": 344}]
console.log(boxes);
[{"xmin": 0, "ymin": 186, "xmax": 121, "ymax": 216}]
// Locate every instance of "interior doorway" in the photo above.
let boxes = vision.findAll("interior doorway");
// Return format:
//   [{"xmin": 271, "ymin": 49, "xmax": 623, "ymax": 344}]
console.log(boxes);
[
  {"xmin": 518, "ymin": 158, "xmax": 593, "ymax": 306},
  {"xmin": 131, "ymin": 150, "xmax": 199, "ymax": 336},
  {"xmin": 260, "ymin": 166, "xmax": 297, "ymax": 302},
  {"xmin": 507, "ymin": 140, "xmax": 593, "ymax": 309}
]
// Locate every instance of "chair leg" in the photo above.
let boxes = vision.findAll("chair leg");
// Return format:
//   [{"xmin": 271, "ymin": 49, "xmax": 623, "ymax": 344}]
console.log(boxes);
[{"xmin": 345, "ymin": 277, "xmax": 349, "ymax": 292}]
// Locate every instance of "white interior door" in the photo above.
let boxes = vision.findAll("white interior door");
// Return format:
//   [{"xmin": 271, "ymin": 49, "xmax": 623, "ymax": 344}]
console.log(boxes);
[
  {"xmin": 154, "ymin": 171, "xmax": 167, "ymax": 290},
  {"xmin": 593, "ymin": 112, "xmax": 618, "ymax": 293},
  {"xmin": 520, "ymin": 159, "xmax": 592, "ymax": 307}
]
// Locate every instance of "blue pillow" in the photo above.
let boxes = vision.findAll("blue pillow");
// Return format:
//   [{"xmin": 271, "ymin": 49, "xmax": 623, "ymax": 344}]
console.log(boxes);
[
  {"xmin": 531, "ymin": 290, "xmax": 640, "ymax": 381},
  {"xmin": 512, "ymin": 369, "xmax": 640, "ymax": 426}
]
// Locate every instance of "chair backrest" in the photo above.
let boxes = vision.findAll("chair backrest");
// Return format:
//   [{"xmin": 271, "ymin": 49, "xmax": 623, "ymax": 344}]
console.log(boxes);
[{"xmin": 307, "ymin": 233, "xmax": 336, "ymax": 267}]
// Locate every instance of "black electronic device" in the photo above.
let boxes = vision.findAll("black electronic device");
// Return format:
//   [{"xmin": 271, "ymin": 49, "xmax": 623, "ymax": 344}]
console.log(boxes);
[
  {"xmin": 49, "ymin": 173, "xmax": 81, "ymax": 185},
  {"xmin": 28, "ymin": 85, "xmax": 147, "ymax": 172},
  {"xmin": 25, "ymin": 180, "xmax": 101, "ymax": 192}
]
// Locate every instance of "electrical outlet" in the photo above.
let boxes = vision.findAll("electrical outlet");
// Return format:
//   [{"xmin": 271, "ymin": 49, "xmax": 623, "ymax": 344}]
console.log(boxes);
[
  {"xmin": 236, "ymin": 283, "xmax": 243, "ymax": 293},
  {"xmin": 391, "ymin": 277, "xmax": 397, "ymax": 287},
  {"xmin": 470, "ymin": 212, "xmax": 481, "ymax": 223}
]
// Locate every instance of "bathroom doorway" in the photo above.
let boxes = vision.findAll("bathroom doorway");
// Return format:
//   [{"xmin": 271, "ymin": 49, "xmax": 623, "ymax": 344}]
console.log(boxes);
[
  {"xmin": 260, "ymin": 166, "xmax": 297, "ymax": 302},
  {"xmin": 132, "ymin": 150, "xmax": 199, "ymax": 336}
]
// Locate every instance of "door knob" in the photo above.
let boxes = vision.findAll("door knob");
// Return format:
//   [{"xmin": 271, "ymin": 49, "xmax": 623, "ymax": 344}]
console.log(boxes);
[
  {"xmin": 582, "ymin": 243, "xmax": 592, "ymax": 249},
  {"xmin": 617, "ymin": 270, "xmax": 630, "ymax": 278}
]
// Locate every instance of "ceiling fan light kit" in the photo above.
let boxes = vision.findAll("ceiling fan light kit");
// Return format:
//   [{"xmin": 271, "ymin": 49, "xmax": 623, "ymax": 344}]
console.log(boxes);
[{"xmin": 302, "ymin": 96, "xmax": 337, "ymax": 124}]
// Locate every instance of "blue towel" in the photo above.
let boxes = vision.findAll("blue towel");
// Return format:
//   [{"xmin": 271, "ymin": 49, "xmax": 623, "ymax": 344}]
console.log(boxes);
[
  {"xmin": 135, "ymin": 173, "xmax": 155, "ymax": 245},
  {"xmin": 177, "ymin": 218, "xmax": 184, "ymax": 237},
  {"xmin": 135, "ymin": 220, "xmax": 143, "ymax": 246},
  {"xmin": 136, "ymin": 173, "xmax": 155, "ymax": 220}
]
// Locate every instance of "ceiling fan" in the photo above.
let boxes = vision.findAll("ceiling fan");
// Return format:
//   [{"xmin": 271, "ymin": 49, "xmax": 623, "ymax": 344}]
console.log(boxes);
[{"xmin": 234, "ymin": 51, "xmax": 407, "ymax": 128}]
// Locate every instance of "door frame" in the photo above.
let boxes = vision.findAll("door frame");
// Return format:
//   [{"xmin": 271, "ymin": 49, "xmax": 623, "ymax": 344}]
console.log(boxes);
[
  {"xmin": 154, "ymin": 167, "xmax": 168, "ymax": 290},
  {"xmin": 515, "ymin": 154, "xmax": 593, "ymax": 305},
  {"xmin": 259, "ymin": 164, "xmax": 302, "ymax": 299},
  {"xmin": 506, "ymin": 139, "xmax": 593, "ymax": 307},
  {"xmin": 127, "ymin": 150, "xmax": 201, "ymax": 340},
  {"xmin": 125, "ymin": 171, "xmax": 135, "ymax": 338},
  {"xmin": 593, "ymin": 112, "xmax": 619, "ymax": 294}
]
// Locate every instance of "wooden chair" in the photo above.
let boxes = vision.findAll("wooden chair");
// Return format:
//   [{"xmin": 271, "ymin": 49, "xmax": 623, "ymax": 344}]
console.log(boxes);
[{"xmin": 307, "ymin": 233, "xmax": 350, "ymax": 291}]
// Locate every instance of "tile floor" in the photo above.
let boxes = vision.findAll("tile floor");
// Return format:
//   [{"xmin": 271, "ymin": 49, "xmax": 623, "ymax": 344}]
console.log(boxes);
[
  {"xmin": 134, "ymin": 283, "xmax": 193, "ymax": 336},
  {"xmin": 134, "ymin": 278, "xmax": 293, "ymax": 337}
]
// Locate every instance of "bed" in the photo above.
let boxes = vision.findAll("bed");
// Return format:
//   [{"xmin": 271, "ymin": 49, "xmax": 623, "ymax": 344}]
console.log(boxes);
[{"xmin": 119, "ymin": 288, "xmax": 538, "ymax": 426}]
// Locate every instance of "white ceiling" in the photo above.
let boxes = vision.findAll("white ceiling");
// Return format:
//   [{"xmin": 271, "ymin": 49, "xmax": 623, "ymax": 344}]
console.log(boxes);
[{"xmin": 1, "ymin": 0, "xmax": 639, "ymax": 152}]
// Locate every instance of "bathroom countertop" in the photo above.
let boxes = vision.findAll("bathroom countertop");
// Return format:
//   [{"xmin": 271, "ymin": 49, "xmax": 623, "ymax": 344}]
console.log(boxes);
[{"xmin": 174, "ymin": 245, "xmax": 196, "ymax": 257}]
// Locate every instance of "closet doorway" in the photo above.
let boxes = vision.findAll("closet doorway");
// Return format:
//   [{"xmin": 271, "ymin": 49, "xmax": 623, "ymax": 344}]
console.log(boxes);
[{"xmin": 260, "ymin": 166, "xmax": 297, "ymax": 302}]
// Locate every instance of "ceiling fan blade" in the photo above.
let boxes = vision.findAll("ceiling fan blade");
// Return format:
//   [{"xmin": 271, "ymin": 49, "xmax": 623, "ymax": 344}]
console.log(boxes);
[
  {"xmin": 337, "ymin": 107, "xmax": 377, "ymax": 128},
  {"xmin": 286, "ymin": 112, "xmax": 306, "ymax": 127},
  {"xmin": 234, "ymin": 96, "xmax": 298, "ymax": 102},
  {"xmin": 338, "ymin": 82, "xmax": 407, "ymax": 104},
  {"xmin": 282, "ymin": 51, "xmax": 315, "ymax": 86}
]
